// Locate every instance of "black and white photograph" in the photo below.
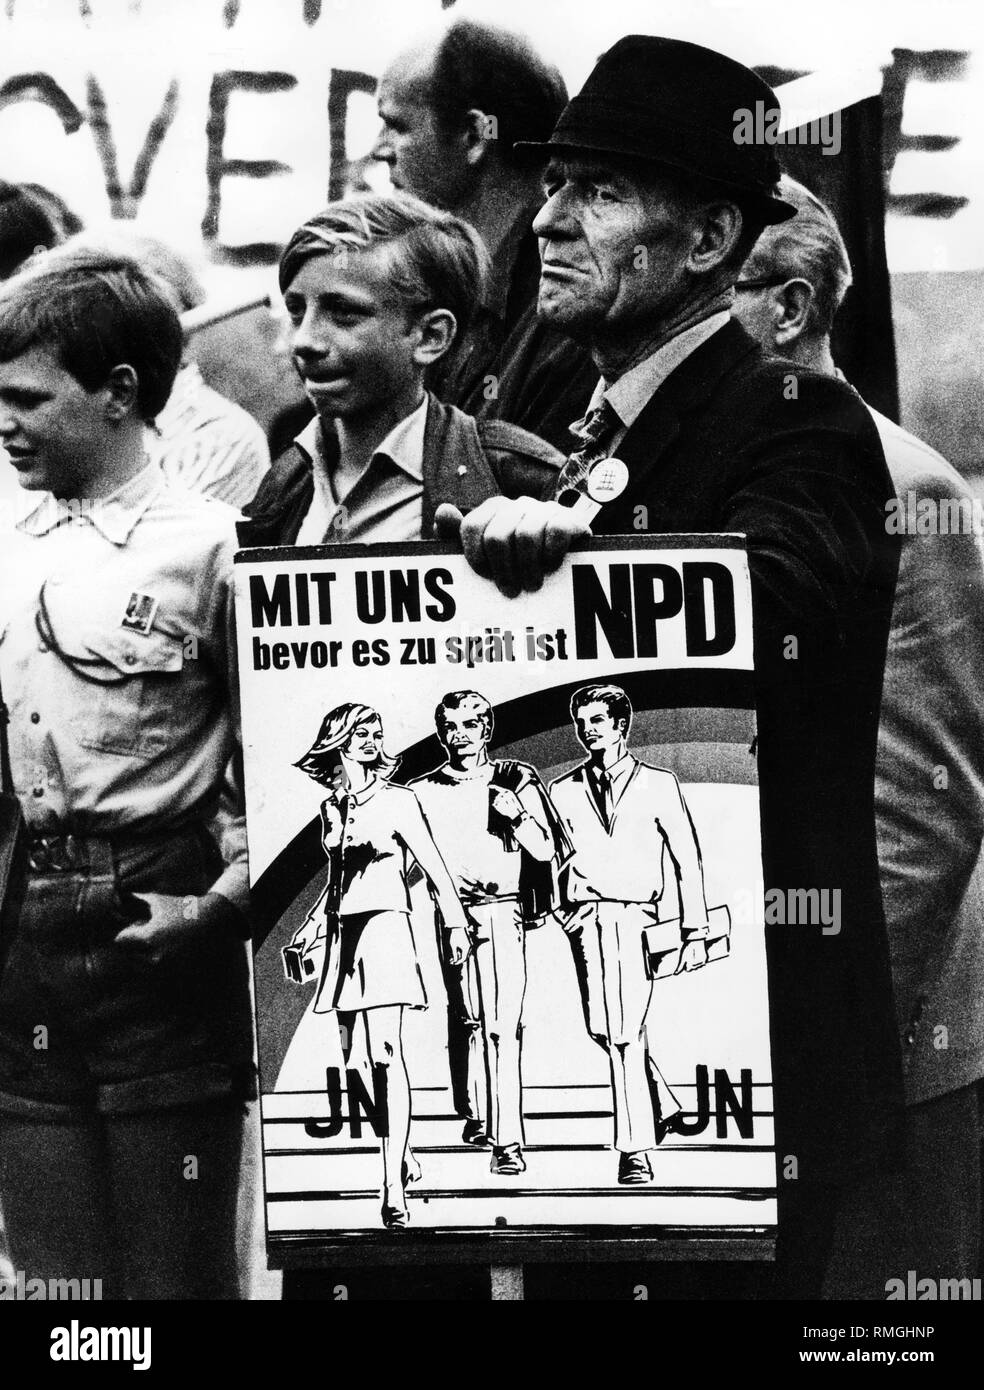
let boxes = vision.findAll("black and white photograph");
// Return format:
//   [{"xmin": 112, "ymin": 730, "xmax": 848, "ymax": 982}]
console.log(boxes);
[
  {"xmin": 0, "ymin": 0, "xmax": 981, "ymax": 1356},
  {"xmin": 237, "ymin": 540, "xmax": 772, "ymax": 1254}
]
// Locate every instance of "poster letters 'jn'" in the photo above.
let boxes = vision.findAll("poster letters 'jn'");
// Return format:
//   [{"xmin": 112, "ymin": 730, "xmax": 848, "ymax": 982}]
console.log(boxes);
[{"xmin": 235, "ymin": 537, "xmax": 775, "ymax": 1263}]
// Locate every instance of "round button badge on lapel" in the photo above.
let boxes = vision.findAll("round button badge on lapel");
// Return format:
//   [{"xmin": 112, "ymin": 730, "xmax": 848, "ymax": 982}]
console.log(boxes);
[
  {"xmin": 563, "ymin": 457, "xmax": 631, "ymax": 527},
  {"xmin": 585, "ymin": 457, "xmax": 629, "ymax": 504}
]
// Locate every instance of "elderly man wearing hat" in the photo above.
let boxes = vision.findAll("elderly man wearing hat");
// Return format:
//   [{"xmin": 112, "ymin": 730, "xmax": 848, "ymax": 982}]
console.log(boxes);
[{"xmin": 438, "ymin": 36, "xmax": 904, "ymax": 1298}]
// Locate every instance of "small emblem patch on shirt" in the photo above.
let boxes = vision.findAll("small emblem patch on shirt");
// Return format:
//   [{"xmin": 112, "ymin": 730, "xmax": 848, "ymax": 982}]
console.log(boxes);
[{"xmin": 120, "ymin": 591, "xmax": 159, "ymax": 635}]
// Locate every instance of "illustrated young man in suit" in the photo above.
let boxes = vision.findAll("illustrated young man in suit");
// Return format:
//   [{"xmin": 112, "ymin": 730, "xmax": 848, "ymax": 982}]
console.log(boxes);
[
  {"xmin": 550, "ymin": 684, "xmax": 709, "ymax": 1185},
  {"xmin": 437, "ymin": 36, "xmax": 904, "ymax": 1295},
  {"xmin": 411, "ymin": 690, "xmax": 567, "ymax": 1175}
]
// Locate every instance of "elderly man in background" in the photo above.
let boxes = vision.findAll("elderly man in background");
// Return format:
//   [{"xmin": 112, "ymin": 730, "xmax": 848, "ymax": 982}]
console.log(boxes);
[
  {"xmin": 732, "ymin": 175, "xmax": 984, "ymax": 1297},
  {"xmin": 371, "ymin": 15, "xmax": 596, "ymax": 451},
  {"xmin": 439, "ymin": 34, "xmax": 906, "ymax": 1297}
]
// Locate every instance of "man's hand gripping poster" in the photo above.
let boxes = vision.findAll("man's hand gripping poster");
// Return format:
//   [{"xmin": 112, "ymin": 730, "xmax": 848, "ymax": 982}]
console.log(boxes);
[{"xmin": 235, "ymin": 537, "xmax": 775, "ymax": 1260}]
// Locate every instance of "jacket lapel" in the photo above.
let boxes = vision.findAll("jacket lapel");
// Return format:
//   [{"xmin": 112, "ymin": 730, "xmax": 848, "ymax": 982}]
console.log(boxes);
[
  {"xmin": 421, "ymin": 394, "xmax": 500, "ymax": 537},
  {"xmin": 607, "ymin": 758, "xmax": 640, "ymax": 828},
  {"xmin": 237, "ymin": 446, "xmax": 316, "ymax": 547},
  {"xmin": 572, "ymin": 763, "xmax": 609, "ymax": 833},
  {"xmin": 607, "ymin": 319, "xmax": 761, "ymax": 524},
  {"xmin": 615, "ymin": 397, "xmax": 680, "ymax": 512}
]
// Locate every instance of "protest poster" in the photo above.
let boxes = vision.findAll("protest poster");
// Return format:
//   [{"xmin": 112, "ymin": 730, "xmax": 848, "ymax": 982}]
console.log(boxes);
[{"xmin": 235, "ymin": 536, "xmax": 775, "ymax": 1264}]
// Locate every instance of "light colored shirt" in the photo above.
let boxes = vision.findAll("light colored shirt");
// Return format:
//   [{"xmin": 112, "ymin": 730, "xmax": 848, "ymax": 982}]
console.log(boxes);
[
  {"xmin": 585, "ymin": 750, "xmax": 634, "ymax": 824},
  {"xmin": 0, "ymin": 463, "xmax": 247, "ymax": 909},
  {"xmin": 294, "ymin": 395, "xmax": 428, "ymax": 545},
  {"xmin": 584, "ymin": 311, "xmax": 731, "ymax": 454},
  {"xmin": 148, "ymin": 361, "xmax": 270, "ymax": 508},
  {"xmin": 411, "ymin": 762, "xmax": 550, "ymax": 904}
]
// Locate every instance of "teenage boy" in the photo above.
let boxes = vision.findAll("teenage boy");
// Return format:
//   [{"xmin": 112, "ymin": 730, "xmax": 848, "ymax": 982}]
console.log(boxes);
[
  {"xmin": 237, "ymin": 192, "xmax": 562, "ymax": 549},
  {"xmin": 0, "ymin": 246, "xmax": 254, "ymax": 1299}
]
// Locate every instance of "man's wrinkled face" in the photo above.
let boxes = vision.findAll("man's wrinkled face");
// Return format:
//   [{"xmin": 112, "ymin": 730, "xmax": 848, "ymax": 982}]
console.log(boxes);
[
  {"xmin": 372, "ymin": 47, "xmax": 472, "ymax": 211},
  {"xmin": 533, "ymin": 156, "xmax": 695, "ymax": 342}
]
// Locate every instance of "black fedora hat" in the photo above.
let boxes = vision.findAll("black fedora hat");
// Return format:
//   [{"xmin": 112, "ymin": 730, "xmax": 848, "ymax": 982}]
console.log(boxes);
[{"xmin": 516, "ymin": 35, "xmax": 796, "ymax": 225}]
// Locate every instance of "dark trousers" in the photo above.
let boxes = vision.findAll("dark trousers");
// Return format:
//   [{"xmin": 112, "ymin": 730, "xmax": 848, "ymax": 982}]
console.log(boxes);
[
  {"xmin": 0, "ymin": 826, "xmax": 253, "ymax": 1298},
  {"xmin": 822, "ymin": 1081, "xmax": 982, "ymax": 1298}
]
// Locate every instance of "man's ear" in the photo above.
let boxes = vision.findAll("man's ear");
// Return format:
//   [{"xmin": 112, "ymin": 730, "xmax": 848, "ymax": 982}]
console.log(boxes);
[
  {"xmin": 772, "ymin": 279, "xmax": 814, "ymax": 348},
  {"xmin": 687, "ymin": 201, "xmax": 744, "ymax": 275},
  {"xmin": 103, "ymin": 364, "xmax": 140, "ymax": 422},
  {"xmin": 411, "ymin": 308, "xmax": 458, "ymax": 366},
  {"xmin": 462, "ymin": 108, "xmax": 496, "ymax": 169}
]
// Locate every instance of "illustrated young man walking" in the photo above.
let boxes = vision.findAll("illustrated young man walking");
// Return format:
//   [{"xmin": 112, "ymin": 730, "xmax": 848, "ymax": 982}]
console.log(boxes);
[
  {"xmin": 550, "ymin": 684, "xmax": 710, "ymax": 1184},
  {"xmin": 411, "ymin": 690, "xmax": 566, "ymax": 1174}
]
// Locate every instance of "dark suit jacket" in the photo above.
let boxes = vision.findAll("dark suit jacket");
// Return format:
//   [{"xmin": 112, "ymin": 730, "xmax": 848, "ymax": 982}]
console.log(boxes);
[
  {"xmin": 594, "ymin": 319, "xmax": 904, "ymax": 1183},
  {"xmin": 237, "ymin": 393, "xmax": 562, "ymax": 548}
]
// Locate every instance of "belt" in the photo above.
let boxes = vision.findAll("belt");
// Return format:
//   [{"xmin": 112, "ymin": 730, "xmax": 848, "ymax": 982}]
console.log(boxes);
[{"xmin": 26, "ymin": 824, "xmax": 205, "ymax": 874}]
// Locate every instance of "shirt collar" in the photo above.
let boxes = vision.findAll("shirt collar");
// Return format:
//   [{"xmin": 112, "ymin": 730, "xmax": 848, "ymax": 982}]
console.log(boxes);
[
  {"xmin": 16, "ymin": 461, "xmax": 163, "ymax": 545},
  {"xmin": 442, "ymin": 760, "xmax": 494, "ymax": 782},
  {"xmin": 588, "ymin": 751, "xmax": 634, "ymax": 782},
  {"xmin": 295, "ymin": 396, "xmax": 428, "ymax": 488},
  {"xmin": 348, "ymin": 776, "xmax": 383, "ymax": 805},
  {"xmin": 373, "ymin": 395, "xmax": 427, "ymax": 482},
  {"xmin": 293, "ymin": 415, "xmax": 324, "ymax": 468},
  {"xmin": 592, "ymin": 311, "xmax": 732, "ymax": 430}
]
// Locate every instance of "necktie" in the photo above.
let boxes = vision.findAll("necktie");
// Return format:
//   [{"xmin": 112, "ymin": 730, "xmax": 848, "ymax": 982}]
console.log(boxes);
[
  {"xmin": 593, "ymin": 769, "xmax": 613, "ymax": 828},
  {"xmin": 554, "ymin": 398, "xmax": 621, "ymax": 506}
]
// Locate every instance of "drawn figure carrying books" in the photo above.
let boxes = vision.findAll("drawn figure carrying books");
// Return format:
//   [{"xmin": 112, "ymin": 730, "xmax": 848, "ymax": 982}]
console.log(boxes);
[{"xmin": 550, "ymin": 683, "xmax": 721, "ymax": 1187}]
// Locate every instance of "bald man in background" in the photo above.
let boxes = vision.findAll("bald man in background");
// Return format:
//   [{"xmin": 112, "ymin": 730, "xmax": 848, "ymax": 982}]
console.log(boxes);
[{"xmin": 371, "ymin": 16, "xmax": 596, "ymax": 452}]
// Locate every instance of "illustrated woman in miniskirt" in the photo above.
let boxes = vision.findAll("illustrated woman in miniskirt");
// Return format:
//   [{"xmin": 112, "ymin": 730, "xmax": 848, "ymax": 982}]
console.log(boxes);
[{"xmin": 291, "ymin": 702, "xmax": 470, "ymax": 1228}]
